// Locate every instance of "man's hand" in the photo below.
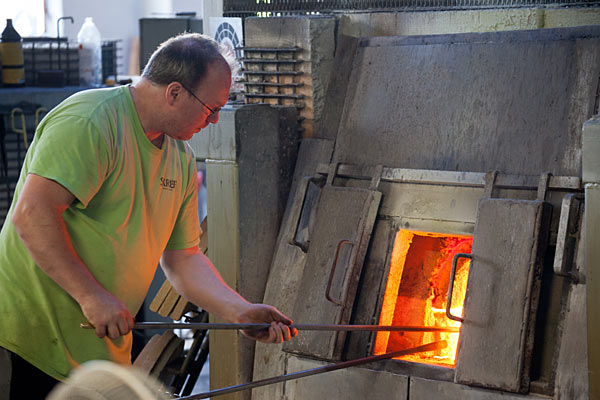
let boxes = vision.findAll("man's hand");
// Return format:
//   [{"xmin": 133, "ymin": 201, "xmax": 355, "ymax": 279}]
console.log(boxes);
[
  {"xmin": 236, "ymin": 303, "xmax": 298, "ymax": 343},
  {"xmin": 80, "ymin": 288, "xmax": 134, "ymax": 339}
]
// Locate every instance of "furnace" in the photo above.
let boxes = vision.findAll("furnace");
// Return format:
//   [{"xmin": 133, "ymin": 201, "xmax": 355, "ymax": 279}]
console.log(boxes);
[
  {"xmin": 374, "ymin": 230, "xmax": 472, "ymax": 367},
  {"xmin": 253, "ymin": 24, "xmax": 599, "ymax": 400}
]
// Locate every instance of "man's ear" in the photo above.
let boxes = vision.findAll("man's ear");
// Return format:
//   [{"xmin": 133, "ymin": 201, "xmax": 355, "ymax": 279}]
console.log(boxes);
[{"xmin": 165, "ymin": 82, "xmax": 183, "ymax": 106}]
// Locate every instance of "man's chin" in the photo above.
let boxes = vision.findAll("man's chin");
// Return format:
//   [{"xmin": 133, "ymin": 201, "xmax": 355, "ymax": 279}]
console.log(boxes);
[
  {"xmin": 182, "ymin": 130, "xmax": 200, "ymax": 141},
  {"xmin": 192, "ymin": 125, "xmax": 208, "ymax": 136},
  {"xmin": 173, "ymin": 126, "xmax": 205, "ymax": 141}
]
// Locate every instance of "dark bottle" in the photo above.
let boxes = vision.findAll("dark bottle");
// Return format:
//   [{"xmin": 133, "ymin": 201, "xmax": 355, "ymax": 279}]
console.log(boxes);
[{"xmin": 0, "ymin": 19, "xmax": 25, "ymax": 87}]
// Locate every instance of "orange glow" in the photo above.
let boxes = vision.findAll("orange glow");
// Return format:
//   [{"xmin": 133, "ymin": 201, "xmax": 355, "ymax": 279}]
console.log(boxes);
[{"xmin": 374, "ymin": 229, "xmax": 472, "ymax": 368}]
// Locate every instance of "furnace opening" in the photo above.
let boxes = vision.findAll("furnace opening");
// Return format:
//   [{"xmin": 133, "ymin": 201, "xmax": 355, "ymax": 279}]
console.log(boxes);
[{"xmin": 374, "ymin": 229, "xmax": 472, "ymax": 367}]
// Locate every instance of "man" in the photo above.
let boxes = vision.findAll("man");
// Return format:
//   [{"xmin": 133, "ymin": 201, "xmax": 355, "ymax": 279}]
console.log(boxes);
[{"xmin": 0, "ymin": 33, "xmax": 296, "ymax": 399}]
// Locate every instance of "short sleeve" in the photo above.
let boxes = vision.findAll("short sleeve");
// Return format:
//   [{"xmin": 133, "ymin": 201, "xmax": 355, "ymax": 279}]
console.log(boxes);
[
  {"xmin": 28, "ymin": 115, "xmax": 110, "ymax": 207},
  {"xmin": 165, "ymin": 159, "xmax": 201, "ymax": 250}
]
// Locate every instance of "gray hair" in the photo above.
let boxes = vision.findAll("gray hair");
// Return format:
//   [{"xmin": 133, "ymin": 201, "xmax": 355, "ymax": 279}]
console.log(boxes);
[{"xmin": 142, "ymin": 33, "xmax": 234, "ymax": 90}]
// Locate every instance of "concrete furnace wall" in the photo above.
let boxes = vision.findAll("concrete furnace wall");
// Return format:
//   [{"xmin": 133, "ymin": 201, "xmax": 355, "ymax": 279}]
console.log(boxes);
[{"xmin": 339, "ymin": 7, "xmax": 600, "ymax": 37}]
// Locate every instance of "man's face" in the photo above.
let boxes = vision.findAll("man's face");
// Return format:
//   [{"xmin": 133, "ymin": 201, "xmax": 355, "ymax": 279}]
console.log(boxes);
[{"xmin": 167, "ymin": 63, "xmax": 232, "ymax": 141}]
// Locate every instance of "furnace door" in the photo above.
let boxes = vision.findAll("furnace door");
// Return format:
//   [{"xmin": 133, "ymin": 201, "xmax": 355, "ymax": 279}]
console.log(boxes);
[
  {"xmin": 455, "ymin": 198, "xmax": 551, "ymax": 393},
  {"xmin": 283, "ymin": 184, "xmax": 381, "ymax": 360}
]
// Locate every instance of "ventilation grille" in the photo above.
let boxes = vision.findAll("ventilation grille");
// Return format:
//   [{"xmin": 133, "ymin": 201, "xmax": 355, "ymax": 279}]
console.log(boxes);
[{"xmin": 225, "ymin": 0, "xmax": 599, "ymax": 17}]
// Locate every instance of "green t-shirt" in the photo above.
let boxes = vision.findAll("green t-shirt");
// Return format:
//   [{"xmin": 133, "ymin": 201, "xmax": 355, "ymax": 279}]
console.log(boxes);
[{"xmin": 0, "ymin": 86, "xmax": 200, "ymax": 380}]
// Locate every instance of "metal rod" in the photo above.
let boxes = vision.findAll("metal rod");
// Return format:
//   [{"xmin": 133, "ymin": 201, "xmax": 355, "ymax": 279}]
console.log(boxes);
[
  {"xmin": 243, "ymin": 71, "xmax": 303, "ymax": 75},
  {"xmin": 80, "ymin": 322, "xmax": 460, "ymax": 333},
  {"xmin": 239, "ymin": 47, "xmax": 301, "ymax": 52},
  {"xmin": 244, "ymin": 93, "xmax": 305, "ymax": 99},
  {"xmin": 56, "ymin": 16, "xmax": 74, "ymax": 71},
  {"xmin": 446, "ymin": 253, "xmax": 472, "ymax": 323},
  {"xmin": 180, "ymin": 340, "xmax": 447, "ymax": 399},
  {"xmin": 241, "ymin": 58, "xmax": 302, "ymax": 63}
]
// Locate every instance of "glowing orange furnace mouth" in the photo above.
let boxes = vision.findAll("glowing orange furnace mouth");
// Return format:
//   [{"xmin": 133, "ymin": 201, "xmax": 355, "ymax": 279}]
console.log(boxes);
[{"xmin": 374, "ymin": 229, "xmax": 472, "ymax": 367}]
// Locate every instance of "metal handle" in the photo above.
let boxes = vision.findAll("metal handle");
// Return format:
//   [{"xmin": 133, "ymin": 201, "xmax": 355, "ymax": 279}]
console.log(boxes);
[
  {"xmin": 326, "ymin": 239, "xmax": 355, "ymax": 306},
  {"xmin": 446, "ymin": 253, "xmax": 472, "ymax": 323},
  {"xmin": 287, "ymin": 175, "xmax": 324, "ymax": 252},
  {"xmin": 35, "ymin": 107, "xmax": 48, "ymax": 128},
  {"xmin": 10, "ymin": 108, "xmax": 28, "ymax": 149}
]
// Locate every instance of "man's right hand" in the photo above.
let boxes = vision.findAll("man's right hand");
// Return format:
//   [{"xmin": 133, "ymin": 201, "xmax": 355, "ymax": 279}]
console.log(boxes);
[{"xmin": 79, "ymin": 289, "xmax": 134, "ymax": 339}]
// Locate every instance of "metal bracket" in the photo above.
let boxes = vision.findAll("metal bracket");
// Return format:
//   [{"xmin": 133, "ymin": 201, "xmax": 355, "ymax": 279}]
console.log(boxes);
[
  {"xmin": 287, "ymin": 175, "xmax": 326, "ymax": 252},
  {"xmin": 553, "ymin": 193, "xmax": 584, "ymax": 283},
  {"xmin": 446, "ymin": 253, "xmax": 472, "ymax": 323},
  {"xmin": 369, "ymin": 164, "xmax": 384, "ymax": 190},
  {"xmin": 537, "ymin": 172, "xmax": 552, "ymax": 201},
  {"xmin": 326, "ymin": 162, "xmax": 339, "ymax": 186},
  {"xmin": 484, "ymin": 171, "xmax": 498, "ymax": 198}
]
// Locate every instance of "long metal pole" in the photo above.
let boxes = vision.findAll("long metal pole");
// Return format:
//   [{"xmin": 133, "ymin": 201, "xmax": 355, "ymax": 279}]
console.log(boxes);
[
  {"xmin": 179, "ymin": 340, "xmax": 447, "ymax": 399},
  {"xmin": 80, "ymin": 322, "xmax": 460, "ymax": 333}
]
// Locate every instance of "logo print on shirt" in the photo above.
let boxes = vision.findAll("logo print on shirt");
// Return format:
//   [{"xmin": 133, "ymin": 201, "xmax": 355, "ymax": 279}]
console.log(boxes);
[{"xmin": 160, "ymin": 177, "xmax": 177, "ymax": 191}]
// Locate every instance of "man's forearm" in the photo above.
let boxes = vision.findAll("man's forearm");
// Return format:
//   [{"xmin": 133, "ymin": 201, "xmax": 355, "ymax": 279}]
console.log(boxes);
[
  {"xmin": 12, "ymin": 201, "xmax": 106, "ymax": 305},
  {"xmin": 161, "ymin": 247, "xmax": 297, "ymax": 343},
  {"xmin": 161, "ymin": 248, "xmax": 251, "ymax": 323}
]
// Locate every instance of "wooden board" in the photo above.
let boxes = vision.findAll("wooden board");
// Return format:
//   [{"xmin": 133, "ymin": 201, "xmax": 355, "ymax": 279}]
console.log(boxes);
[
  {"xmin": 455, "ymin": 199, "xmax": 551, "ymax": 393},
  {"xmin": 170, "ymin": 295, "xmax": 192, "ymax": 321},
  {"xmin": 133, "ymin": 331, "xmax": 176, "ymax": 374},
  {"xmin": 158, "ymin": 286, "xmax": 182, "ymax": 317},
  {"xmin": 156, "ymin": 286, "xmax": 177, "ymax": 317},
  {"xmin": 151, "ymin": 335, "xmax": 185, "ymax": 378},
  {"xmin": 149, "ymin": 279, "xmax": 172, "ymax": 313},
  {"xmin": 206, "ymin": 160, "xmax": 243, "ymax": 400},
  {"xmin": 283, "ymin": 185, "xmax": 381, "ymax": 360}
]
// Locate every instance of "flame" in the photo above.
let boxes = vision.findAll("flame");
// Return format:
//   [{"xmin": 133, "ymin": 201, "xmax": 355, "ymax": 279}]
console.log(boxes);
[{"xmin": 374, "ymin": 230, "xmax": 472, "ymax": 368}]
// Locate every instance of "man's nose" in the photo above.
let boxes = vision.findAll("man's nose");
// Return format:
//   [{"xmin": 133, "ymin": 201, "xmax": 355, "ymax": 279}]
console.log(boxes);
[{"xmin": 207, "ymin": 112, "xmax": 219, "ymax": 124}]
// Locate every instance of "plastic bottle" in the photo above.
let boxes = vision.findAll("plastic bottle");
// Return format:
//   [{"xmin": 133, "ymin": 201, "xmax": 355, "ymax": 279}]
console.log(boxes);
[
  {"xmin": 77, "ymin": 17, "xmax": 102, "ymax": 87},
  {"xmin": 0, "ymin": 19, "xmax": 25, "ymax": 87}
]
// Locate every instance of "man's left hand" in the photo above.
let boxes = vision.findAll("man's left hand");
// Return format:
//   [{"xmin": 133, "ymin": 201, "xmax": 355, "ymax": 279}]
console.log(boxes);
[{"xmin": 237, "ymin": 304, "xmax": 298, "ymax": 343}]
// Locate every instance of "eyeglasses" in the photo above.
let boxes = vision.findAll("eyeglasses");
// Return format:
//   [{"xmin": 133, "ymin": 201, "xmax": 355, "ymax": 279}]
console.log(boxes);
[{"xmin": 180, "ymin": 83, "xmax": 219, "ymax": 117}]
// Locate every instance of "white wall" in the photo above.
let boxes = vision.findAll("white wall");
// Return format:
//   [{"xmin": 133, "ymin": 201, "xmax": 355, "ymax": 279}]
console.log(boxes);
[
  {"xmin": 59, "ymin": 0, "xmax": 146, "ymax": 77},
  {"xmin": 48, "ymin": 0, "xmax": 222, "ymax": 77}
]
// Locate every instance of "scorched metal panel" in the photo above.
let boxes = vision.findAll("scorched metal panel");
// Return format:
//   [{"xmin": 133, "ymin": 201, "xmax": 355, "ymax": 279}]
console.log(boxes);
[
  {"xmin": 283, "ymin": 184, "xmax": 381, "ymax": 360},
  {"xmin": 455, "ymin": 199, "xmax": 551, "ymax": 392},
  {"xmin": 332, "ymin": 26, "xmax": 600, "ymax": 177}
]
